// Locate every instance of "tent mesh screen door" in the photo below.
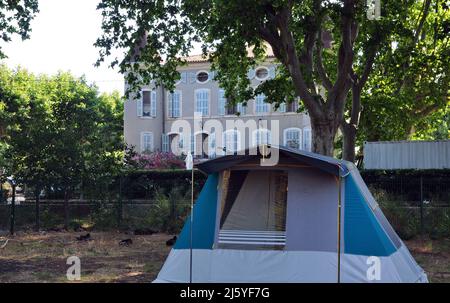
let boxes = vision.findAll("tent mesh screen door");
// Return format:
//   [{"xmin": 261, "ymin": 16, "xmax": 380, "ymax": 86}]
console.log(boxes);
[{"xmin": 217, "ymin": 170, "xmax": 288, "ymax": 250}]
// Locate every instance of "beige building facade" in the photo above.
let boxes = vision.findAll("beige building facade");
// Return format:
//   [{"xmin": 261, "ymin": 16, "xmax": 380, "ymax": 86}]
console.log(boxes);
[{"xmin": 124, "ymin": 56, "xmax": 311, "ymax": 158}]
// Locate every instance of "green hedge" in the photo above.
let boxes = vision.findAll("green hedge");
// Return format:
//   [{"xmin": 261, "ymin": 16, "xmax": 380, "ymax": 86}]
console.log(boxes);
[{"xmin": 120, "ymin": 169, "xmax": 207, "ymax": 200}]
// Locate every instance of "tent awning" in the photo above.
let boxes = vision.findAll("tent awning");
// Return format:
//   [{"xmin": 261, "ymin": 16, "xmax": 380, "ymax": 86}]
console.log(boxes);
[{"xmin": 195, "ymin": 145, "xmax": 351, "ymax": 176}]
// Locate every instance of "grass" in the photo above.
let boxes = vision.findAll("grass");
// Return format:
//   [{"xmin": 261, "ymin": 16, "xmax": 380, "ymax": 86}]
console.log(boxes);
[{"xmin": 0, "ymin": 231, "xmax": 448, "ymax": 283}]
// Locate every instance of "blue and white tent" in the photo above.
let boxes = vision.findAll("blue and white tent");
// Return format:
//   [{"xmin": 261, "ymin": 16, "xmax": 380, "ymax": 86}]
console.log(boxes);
[{"xmin": 154, "ymin": 146, "xmax": 428, "ymax": 283}]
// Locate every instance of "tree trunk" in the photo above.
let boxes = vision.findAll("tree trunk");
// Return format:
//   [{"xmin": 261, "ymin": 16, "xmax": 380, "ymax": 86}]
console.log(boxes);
[
  {"xmin": 342, "ymin": 122, "xmax": 357, "ymax": 162},
  {"xmin": 35, "ymin": 188, "xmax": 40, "ymax": 231},
  {"xmin": 311, "ymin": 117, "xmax": 339, "ymax": 157},
  {"xmin": 341, "ymin": 83, "xmax": 363, "ymax": 163},
  {"xmin": 64, "ymin": 188, "xmax": 69, "ymax": 231}
]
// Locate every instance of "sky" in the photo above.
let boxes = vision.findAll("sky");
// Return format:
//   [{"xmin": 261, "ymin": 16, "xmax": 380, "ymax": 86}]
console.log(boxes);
[{"xmin": 1, "ymin": 0, "xmax": 125, "ymax": 95}]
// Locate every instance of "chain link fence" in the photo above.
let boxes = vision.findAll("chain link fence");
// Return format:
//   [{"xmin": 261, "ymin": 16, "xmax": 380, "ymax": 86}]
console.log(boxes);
[
  {"xmin": 1, "ymin": 170, "xmax": 449, "ymax": 239},
  {"xmin": 363, "ymin": 170, "xmax": 450, "ymax": 239}
]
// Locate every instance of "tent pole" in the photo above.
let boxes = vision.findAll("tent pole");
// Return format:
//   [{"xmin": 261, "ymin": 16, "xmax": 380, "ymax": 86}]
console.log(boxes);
[
  {"xmin": 337, "ymin": 174, "xmax": 342, "ymax": 283},
  {"xmin": 189, "ymin": 167, "xmax": 194, "ymax": 283}
]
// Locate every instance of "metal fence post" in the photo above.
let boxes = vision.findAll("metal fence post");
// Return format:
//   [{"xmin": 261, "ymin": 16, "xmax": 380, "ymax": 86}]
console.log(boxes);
[
  {"xmin": 10, "ymin": 184, "xmax": 16, "ymax": 235},
  {"xmin": 35, "ymin": 188, "xmax": 40, "ymax": 231},
  {"xmin": 420, "ymin": 175, "xmax": 424, "ymax": 235},
  {"xmin": 117, "ymin": 175, "xmax": 123, "ymax": 228}
]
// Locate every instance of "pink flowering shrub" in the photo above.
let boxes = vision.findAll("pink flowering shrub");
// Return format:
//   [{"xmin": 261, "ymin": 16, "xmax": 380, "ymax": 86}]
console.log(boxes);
[{"xmin": 132, "ymin": 152, "xmax": 185, "ymax": 170}]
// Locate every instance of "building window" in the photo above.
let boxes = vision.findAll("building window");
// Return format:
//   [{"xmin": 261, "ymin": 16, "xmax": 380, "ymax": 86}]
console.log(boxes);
[
  {"xmin": 223, "ymin": 129, "xmax": 240, "ymax": 154},
  {"xmin": 162, "ymin": 134, "xmax": 169, "ymax": 152},
  {"xmin": 168, "ymin": 91, "xmax": 181, "ymax": 118},
  {"xmin": 287, "ymin": 101, "xmax": 299, "ymax": 113},
  {"xmin": 303, "ymin": 127, "xmax": 312, "ymax": 151},
  {"xmin": 196, "ymin": 71, "xmax": 209, "ymax": 84},
  {"xmin": 236, "ymin": 103, "xmax": 246, "ymax": 115},
  {"xmin": 252, "ymin": 129, "xmax": 271, "ymax": 146},
  {"xmin": 142, "ymin": 90, "xmax": 151, "ymax": 116},
  {"xmin": 195, "ymin": 89, "xmax": 209, "ymax": 116},
  {"xmin": 278, "ymin": 102, "xmax": 286, "ymax": 113},
  {"xmin": 225, "ymin": 103, "xmax": 246, "ymax": 115},
  {"xmin": 137, "ymin": 89, "xmax": 155, "ymax": 117},
  {"xmin": 190, "ymin": 134, "xmax": 195, "ymax": 154},
  {"xmin": 255, "ymin": 66, "xmax": 269, "ymax": 81},
  {"xmin": 255, "ymin": 94, "xmax": 270, "ymax": 113},
  {"xmin": 284, "ymin": 128, "xmax": 302, "ymax": 150},
  {"xmin": 218, "ymin": 89, "xmax": 226, "ymax": 116},
  {"xmin": 140, "ymin": 132, "xmax": 153, "ymax": 153}
]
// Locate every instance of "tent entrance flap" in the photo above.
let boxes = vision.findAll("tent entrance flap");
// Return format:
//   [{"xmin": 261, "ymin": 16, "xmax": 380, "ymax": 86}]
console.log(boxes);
[{"xmin": 217, "ymin": 170, "xmax": 288, "ymax": 250}]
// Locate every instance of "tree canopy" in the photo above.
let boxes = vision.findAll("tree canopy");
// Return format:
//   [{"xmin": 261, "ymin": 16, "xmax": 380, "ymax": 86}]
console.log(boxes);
[
  {"xmin": 0, "ymin": 0, "xmax": 39, "ymax": 58},
  {"xmin": 358, "ymin": 0, "xmax": 449, "ymax": 146},
  {"xmin": 96, "ymin": 0, "xmax": 441, "ymax": 159},
  {"xmin": 0, "ymin": 65, "xmax": 124, "ymax": 228}
]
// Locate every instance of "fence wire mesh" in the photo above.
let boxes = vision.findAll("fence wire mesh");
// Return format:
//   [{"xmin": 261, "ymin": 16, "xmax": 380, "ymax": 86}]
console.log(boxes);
[{"xmin": 1, "ymin": 170, "xmax": 449, "ymax": 238}]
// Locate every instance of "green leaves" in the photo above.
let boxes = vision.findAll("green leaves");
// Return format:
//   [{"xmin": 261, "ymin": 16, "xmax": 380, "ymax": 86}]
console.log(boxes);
[
  {"xmin": 95, "ymin": 0, "xmax": 195, "ymax": 97},
  {"xmin": 0, "ymin": 0, "xmax": 39, "ymax": 58},
  {"xmin": 0, "ymin": 65, "xmax": 124, "ymax": 193},
  {"xmin": 358, "ymin": 0, "xmax": 449, "ymax": 143},
  {"xmin": 96, "ymin": 0, "xmax": 448, "ymax": 157}
]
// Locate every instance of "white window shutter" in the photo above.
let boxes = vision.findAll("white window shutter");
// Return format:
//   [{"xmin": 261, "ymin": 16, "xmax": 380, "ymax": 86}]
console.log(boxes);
[
  {"xmin": 149, "ymin": 133, "xmax": 154, "ymax": 151},
  {"xmin": 237, "ymin": 103, "xmax": 246, "ymax": 115},
  {"xmin": 189, "ymin": 72, "xmax": 196, "ymax": 84},
  {"xmin": 209, "ymin": 71, "xmax": 215, "ymax": 81},
  {"xmin": 181, "ymin": 72, "xmax": 187, "ymax": 83},
  {"xmin": 247, "ymin": 68, "xmax": 255, "ymax": 80},
  {"xmin": 195, "ymin": 90, "xmax": 200, "ymax": 113},
  {"xmin": 168, "ymin": 93, "xmax": 173, "ymax": 117},
  {"xmin": 137, "ymin": 95, "xmax": 143, "ymax": 117},
  {"xmin": 140, "ymin": 133, "xmax": 144, "ymax": 152},
  {"xmin": 151, "ymin": 90, "xmax": 157, "ymax": 117},
  {"xmin": 174, "ymin": 92, "xmax": 181, "ymax": 117},
  {"xmin": 162, "ymin": 134, "xmax": 169, "ymax": 152},
  {"xmin": 218, "ymin": 89, "xmax": 226, "ymax": 116},
  {"xmin": 303, "ymin": 128, "xmax": 311, "ymax": 151},
  {"xmin": 268, "ymin": 66, "xmax": 276, "ymax": 79}
]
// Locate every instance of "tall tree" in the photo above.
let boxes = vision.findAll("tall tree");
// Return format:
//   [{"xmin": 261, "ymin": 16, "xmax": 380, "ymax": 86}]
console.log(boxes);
[
  {"xmin": 0, "ymin": 66, "xmax": 54, "ymax": 230},
  {"xmin": 0, "ymin": 0, "xmax": 39, "ymax": 58},
  {"xmin": 1, "ymin": 66, "xmax": 124, "ymax": 230},
  {"xmin": 345, "ymin": 0, "xmax": 449, "ymax": 160},
  {"xmin": 96, "ymin": 0, "xmax": 415, "ymax": 157}
]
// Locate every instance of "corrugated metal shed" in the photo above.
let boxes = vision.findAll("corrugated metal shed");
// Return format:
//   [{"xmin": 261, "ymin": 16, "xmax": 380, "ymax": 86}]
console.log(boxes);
[{"xmin": 364, "ymin": 140, "xmax": 450, "ymax": 170}]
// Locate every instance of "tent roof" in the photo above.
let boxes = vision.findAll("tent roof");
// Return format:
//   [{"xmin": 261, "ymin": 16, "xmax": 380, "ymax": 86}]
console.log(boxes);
[{"xmin": 196, "ymin": 145, "xmax": 352, "ymax": 176}]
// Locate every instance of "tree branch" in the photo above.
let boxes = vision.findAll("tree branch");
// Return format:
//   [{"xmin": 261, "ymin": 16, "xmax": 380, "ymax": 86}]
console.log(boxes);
[
  {"xmin": 414, "ymin": 0, "xmax": 432, "ymax": 44},
  {"xmin": 329, "ymin": 0, "xmax": 356, "ymax": 114},
  {"xmin": 395, "ymin": 0, "xmax": 432, "ymax": 94},
  {"xmin": 315, "ymin": 30, "xmax": 333, "ymax": 90},
  {"xmin": 259, "ymin": 4, "xmax": 323, "ymax": 118}
]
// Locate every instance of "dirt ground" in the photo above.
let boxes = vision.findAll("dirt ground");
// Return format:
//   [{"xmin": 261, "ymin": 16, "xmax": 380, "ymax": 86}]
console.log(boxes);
[
  {"xmin": 404, "ymin": 237, "xmax": 450, "ymax": 283},
  {"xmin": 0, "ymin": 231, "xmax": 449, "ymax": 283},
  {"xmin": 0, "ymin": 231, "xmax": 172, "ymax": 282}
]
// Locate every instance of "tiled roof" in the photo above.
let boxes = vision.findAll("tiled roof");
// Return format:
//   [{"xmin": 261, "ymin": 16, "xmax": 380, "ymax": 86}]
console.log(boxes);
[
  {"xmin": 129, "ymin": 33, "xmax": 275, "ymax": 64},
  {"xmin": 181, "ymin": 45, "xmax": 275, "ymax": 63}
]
